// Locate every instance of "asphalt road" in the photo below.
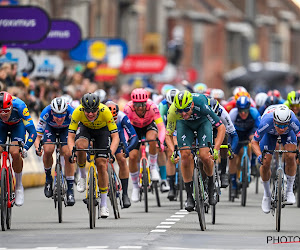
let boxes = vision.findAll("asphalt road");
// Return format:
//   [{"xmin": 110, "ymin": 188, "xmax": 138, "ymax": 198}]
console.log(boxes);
[{"xmin": 1, "ymin": 178, "xmax": 300, "ymax": 250}]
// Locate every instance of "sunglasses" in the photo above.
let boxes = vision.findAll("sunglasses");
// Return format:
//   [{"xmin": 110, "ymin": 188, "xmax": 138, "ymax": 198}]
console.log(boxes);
[
  {"xmin": 0, "ymin": 108, "xmax": 12, "ymax": 114},
  {"xmin": 83, "ymin": 108, "xmax": 98, "ymax": 114},
  {"xmin": 274, "ymin": 122, "xmax": 289, "ymax": 129},
  {"xmin": 177, "ymin": 103, "xmax": 192, "ymax": 113},
  {"xmin": 238, "ymin": 108, "xmax": 249, "ymax": 113},
  {"xmin": 53, "ymin": 113, "xmax": 67, "ymax": 118},
  {"xmin": 133, "ymin": 102, "xmax": 146, "ymax": 108}
]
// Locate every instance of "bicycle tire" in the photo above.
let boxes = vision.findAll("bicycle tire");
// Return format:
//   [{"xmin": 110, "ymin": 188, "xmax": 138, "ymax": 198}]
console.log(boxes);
[
  {"xmin": 89, "ymin": 167, "xmax": 96, "ymax": 229},
  {"xmin": 1, "ymin": 167, "xmax": 7, "ymax": 231},
  {"xmin": 193, "ymin": 167, "xmax": 206, "ymax": 231},
  {"xmin": 297, "ymin": 166, "xmax": 300, "ymax": 208},
  {"xmin": 108, "ymin": 165, "xmax": 120, "ymax": 219},
  {"xmin": 6, "ymin": 168, "xmax": 13, "ymax": 229},
  {"xmin": 241, "ymin": 158, "xmax": 248, "ymax": 207},
  {"xmin": 276, "ymin": 168, "xmax": 283, "ymax": 232},
  {"xmin": 153, "ymin": 181, "xmax": 161, "ymax": 207},
  {"xmin": 178, "ymin": 161, "xmax": 183, "ymax": 209},
  {"xmin": 142, "ymin": 159, "xmax": 148, "ymax": 213},
  {"xmin": 56, "ymin": 164, "xmax": 63, "ymax": 223},
  {"xmin": 212, "ymin": 204, "xmax": 216, "ymax": 225},
  {"xmin": 212, "ymin": 164, "xmax": 217, "ymax": 225}
]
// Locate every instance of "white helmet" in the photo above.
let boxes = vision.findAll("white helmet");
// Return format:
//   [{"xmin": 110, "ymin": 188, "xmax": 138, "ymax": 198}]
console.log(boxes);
[
  {"xmin": 61, "ymin": 94, "xmax": 73, "ymax": 105},
  {"xmin": 255, "ymin": 92, "xmax": 268, "ymax": 108},
  {"xmin": 94, "ymin": 89, "xmax": 106, "ymax": 102},
  {"xmin": 211, "ymin": 89, "xmax": 225, "ymax": 100},
  {"xmin": 273, "ymin": 105, "xmax": 292, "ymax": 124},
  {"xmin": 233, "ymin": 86, "xmax": 247, "ymax": 96},
  {"xmin": 166, "ymin": 89, "xmax": 180, "ymax": 104},
  {"xmin": 50, "ymin": 97, "xmax": 68, "ymax": 114}
]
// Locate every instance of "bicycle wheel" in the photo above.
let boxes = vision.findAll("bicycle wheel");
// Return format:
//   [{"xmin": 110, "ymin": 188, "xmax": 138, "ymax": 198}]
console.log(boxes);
[
  {"xmin": 241, "ymin": 158, "xmax": 248, "ymax": 207},
  {"xmin": 212, "ymin": 165, "xmax": 217, "ymax": 225},
  {"xmin": 193, "ymin": 167, "xmax": 206, "ymax": 231},
  {"xmin": 56, "ymin": 164, "xmax": 63, "ymax": 223},
  {"xmin": 6, "ymin": 168, "xmax": 13, "ymax": 229},
  {"xmin": 1, "ymin": 168, "xmax": 7, "ymax": 231},
  {"xmin": 88, "ymin": 167, "xmax": 96, "ymax": 229},
  {"xmin": 178, "ymin": 161, "xmax": 183, "ymax": 209},
  {"xmin": 276, "ymin": 168, "xmax": 283, "ymax": 232},
  {"xmin": 142, "ymin": 159, "xmax": 148, "ymax": 213},
  {"xmin": 297, "ymin": 166, "xmax": 300, "ymax": 208},
  {"xmin": 153, "ymin": 181, "xmax": 161, "ymax": 207},
  {"xmin": 108, "ymin": 165, "xmax": 120, "ymax": 219}
]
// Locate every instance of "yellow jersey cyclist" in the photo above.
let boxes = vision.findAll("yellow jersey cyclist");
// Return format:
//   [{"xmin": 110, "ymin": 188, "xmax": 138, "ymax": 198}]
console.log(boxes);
[
  {"xmin": 68, "ymin": 93, "xmax": 119, "ymax": 218},
  {"xmin": 165, "ymin": 90, "xmax": 226, "ymax": 211}
]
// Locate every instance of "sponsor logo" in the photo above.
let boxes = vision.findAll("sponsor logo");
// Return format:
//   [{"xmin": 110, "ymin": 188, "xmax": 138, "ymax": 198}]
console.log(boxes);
[
  {"xmin": 43, "ymin": 113, "xmax": 49, "ymax": 120},
  {"xmin": 28, "ymin": 138, "xmax": 33, "ymax": 142},
  {"xmin": 205, "ymin": 104, "xmax": 210, "ymax": 110},
  {"xmin": 290, "ymin": 122, "xmax": 299, "ymax": 131},
  {"xmin": 194, "ymin": 106, "xmax": 200, "ymax": 111},
  {"xmin": 181, "ymin": 134, "xmax": 186, "ymax": 141},
  {"xmin": 207, "ymin": 114, "xmax": 215, "ymax": 124},
  {"xmin": 258, "ymin": 123, "xmax": 269, "ymax": 133},
  {"xmin": 202, "ymin": 134, "xmax": 207, "ymax": 142},
  {"xmin": 46, "ymin": 132, "xmax": 52, "ymax": 138},
  {"xmin": 22, "ymin": 108, "xmax": 29, "ymax": 116}
]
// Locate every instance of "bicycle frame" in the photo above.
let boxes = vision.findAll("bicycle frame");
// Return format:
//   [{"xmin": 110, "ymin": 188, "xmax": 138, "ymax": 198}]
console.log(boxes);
[
  {"xmin": 86, "ymin": 154, "xmax": 99, "ymax": 200},
  {"xmin": 139, "ymin": 139, "xmax": 151, "ymax": 188},
  {"xmin": 240, "ymin": 143, "xmax": 251, "ymax": 184}
]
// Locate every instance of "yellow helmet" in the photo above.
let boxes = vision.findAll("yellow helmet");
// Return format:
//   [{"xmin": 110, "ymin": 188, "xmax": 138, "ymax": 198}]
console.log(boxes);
[{"xmin": 174, "ymin": 90, "xmax": 193, "ymax": 109}]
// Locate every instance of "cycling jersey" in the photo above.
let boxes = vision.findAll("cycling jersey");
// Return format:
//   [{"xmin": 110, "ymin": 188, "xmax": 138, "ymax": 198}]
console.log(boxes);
[
  {"xmin": 124, "ymin": 99, "xmax": 165, "ymax": 145},
  {"xmin": 229, "ymin": 107, "xmax": 260, "ymax": 133},
  {"xmin": 116, "ymin": 111, "xmax": 138, "ymax": 154},
  {"xmin": 68, "ymin": 104, "xmax": 118, "ymax": 134},
  {"xmin": 224, "ymin": 97, "xmax": 256, "ymax": 113},
  {"xmin": 158, "ymin": 99, "xmax": 168, "ymax": 125},
  {"xmin": 0, "ymin": 97, "xmax": 37, "ymax": 150},
  {"xmin": 36, "ymin": 104, "xmax": 74, "ymax": 136}
]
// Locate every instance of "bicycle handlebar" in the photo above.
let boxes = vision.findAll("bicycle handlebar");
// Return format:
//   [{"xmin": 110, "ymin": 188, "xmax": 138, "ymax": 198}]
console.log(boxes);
[
  {"xmin": 0, "ymin": 141, "xmax": 24, "ymax": 153},
  {"xmin": 139, "ymin": 138, "xmax": 161, "ymax": 149}
]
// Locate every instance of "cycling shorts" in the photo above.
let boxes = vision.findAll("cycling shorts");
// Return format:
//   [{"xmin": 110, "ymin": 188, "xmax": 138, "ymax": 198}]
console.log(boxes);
[
  {"xmin": 133, "ymin": 121, "xmax": 158, "ymax": 150},
  {"xmin": 0, "ymin": 121, "xmax": 25, "ymax": 144},
  {"xmin": 43, "ymin": 124, "xmax": 68, "ymax": 146}
]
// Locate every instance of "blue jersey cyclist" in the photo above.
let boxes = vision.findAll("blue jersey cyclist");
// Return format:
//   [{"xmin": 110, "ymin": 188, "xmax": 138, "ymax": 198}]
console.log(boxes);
[
  {"xmin": 0, "ymin": 91, "xmax": 37, "ymax": 206},
  {"xmin": 229, "ymin": 96, "xmax": 260, "ymax": 199},
  {"xmin": 105, "ymin": 101, "xmax": 138, "ymax": 209},
  {"xmin": 251, "ymin": 105, "xmax": 300, "ymax": 213},
  {"xmin": 34, "ymin": 97, "xmax": 75, "ymax": 206}
]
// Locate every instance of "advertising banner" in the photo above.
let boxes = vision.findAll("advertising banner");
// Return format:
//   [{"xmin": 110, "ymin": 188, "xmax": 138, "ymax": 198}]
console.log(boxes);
[
  {"xmin": 70, "ymin": 38, "xmax": 128, "ymax": 63},
  {"xmin": 30, "ymin": 55, "xmax": 64, "ymax": 78},
  {"xmin": 6, "ymin": 19, "xmax": 81, "ymax": 50},
  {"xmin": 0, "ymin": 48, "xmax": 28, "ymax": 71},
  {"xmin": 0, "ymin": 6, "xmax": 50, "ymax": 43}
]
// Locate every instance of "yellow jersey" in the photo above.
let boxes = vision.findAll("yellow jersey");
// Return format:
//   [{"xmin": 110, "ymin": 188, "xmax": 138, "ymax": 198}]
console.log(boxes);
[{"xmin": 68, "ymin": 104, "xmax": 118, "ymax": 133}]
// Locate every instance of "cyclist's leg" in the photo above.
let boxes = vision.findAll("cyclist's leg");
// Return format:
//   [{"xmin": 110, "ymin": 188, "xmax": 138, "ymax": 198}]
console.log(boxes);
[
  {"xmin": 220, "ymin": 134, "xmax": 229, "ymax": 187},
  {"xmin": 158, "ymin": 149, "xmax": 169, "ymax": 192},
  {"xmin": 176, "ymin": 120, "xmax": 195, "ymax": 211},
  {"xmin": 0, "ymin": 122, "xmax": 8, "ymax": 154},
  {"xmin": 282, "ymin": 131, "xmax": 297, "ymax": 204},
  {"xmin": 166, "ymin": 136, "xmax": 177, "ymax": 200}
]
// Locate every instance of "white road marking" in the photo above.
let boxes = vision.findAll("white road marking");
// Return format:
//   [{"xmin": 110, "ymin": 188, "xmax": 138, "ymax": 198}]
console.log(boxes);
[
  {"xmin": 36, "ymin": 248, "xmax": 58, "ymax": 250},
  {"xmin": 160, "ymin": 221, "xmax": 176, "ymax": 225},
  {"xmin": 87, "ymin": 247, "xmax": 109, "ymax": 249},
  {"xmin": 119, "ymin": 246, "xmax": 142, "ymax": 249},
  {"xmin": 171, "ymin": 215, "xmax": 185, "ymax": 218},
  {"xmin": 156, "ymin": 225, "xmax": 172, "ymax": 229},
  {"xmin": 166, "ymin": 218, "xmax": 180, "ymax": 221},
  {"xmin": 151, "ymin": 229, "xmax": 167, "ymax": 233},
  {"xmin": 175, "ymin": 212, "xmax": 188, "ymax": 215}
]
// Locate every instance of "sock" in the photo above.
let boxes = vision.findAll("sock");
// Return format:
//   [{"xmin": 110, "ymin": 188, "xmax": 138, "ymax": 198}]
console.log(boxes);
[
  {"xmin": 286, "ymin": 174, "xmax": 295, "ymax": 193},
  {"xmin": 78, "ymin": 163, "xmax": 86, "ymax": 179},
  {"xmin": 230, "ymin": 174, "xmax": 237, "ymax": 189},
  {"xmin": 149, "ymin": 154, "xmax": 158, "ymax": 170},
  {"xmin": 15, "ymin": 172, "xmax": 23, "ymax": 189},
  {"xmin": 130, "ymin": 171, "xmax": 139, "ymax": 189},
  {"xmin": 99, "ymin": 187, "xmax": 108, "ymax": 207},
  {"xmin": 44, "ymin": 167, "xmax": 52, "ymax": 182},
  {"xmin": 220, "ymin": 158, "xmax": 227, "ymax": 175},
  {"xmin": 121, "ymin": 178, "xmax": 129, "ymax": 195},
  {"xmin": 185, "ymin": 181, "xmax": 193, "ymax": 198},
  {"xmin": 262, "ymin": 180, "xmax": 271, "ymax": 197},
  {"xmin": 159, "ymin": 165, "xmax": 167, "ymax": 180},
  {"xmin": 167, "ymin": 175, "xmax": 175, "ymax": 190},
  {"xmin": 66, "ymin": 176, "xmax": 74, "ymax": 192}
]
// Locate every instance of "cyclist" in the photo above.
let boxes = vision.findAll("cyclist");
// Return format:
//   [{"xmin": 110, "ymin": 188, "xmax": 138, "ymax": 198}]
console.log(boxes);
[
  {"xmin": 158, "ymin": 88, "xmax": 180, "ymax": 200},
  {"xmin": 105, "ymin": 101, "xmax": 139, "ymax": 208},
  {"xmin": 284, "ymin": 90, "xmax": 300, "ymax": 118},
  {"xmin": 228, "ymin": 96, "xmax": 260, "ymax": 199},
  {"xmin": 251, "ymin": 105, "xmax": 300, "ymax": 213},
  {"xmin": 34, "ymin": 97, "xmax": 75, "ymax": 206},
  {"xmin": 258, "ymin": 95, "xmax": 280, "ymax": 115},
  {"xmin": 165, "ymin": 91, "xmax": 226, "ymax": 211},
  {"xmin": 94, "ymin": 89, "xmax": 107, "ymax": 103},
  {"xmin": 0, "ymin": 91, "xmax": 37, "ymax": 206},
  {"xmin": 68, "ymin": 93, "xmax": 119, "ymax": 218},
  {"xmin": 224, "ymin": 91, "xmax": 256, "ymax": 112},
  {"xmin": 193, "ymin": 83, "xmax": 207, "ymax": 94},
  {"xmin": 255, "ymin": 92, "xmax": 268, "ymax": 110},
  {"xmin": 208, "ymin": 98, "xmax": 238, "ymax": 188},
  {"xmin": 124, "ymin": 88, "xmax": 165, "ymax": 202}
]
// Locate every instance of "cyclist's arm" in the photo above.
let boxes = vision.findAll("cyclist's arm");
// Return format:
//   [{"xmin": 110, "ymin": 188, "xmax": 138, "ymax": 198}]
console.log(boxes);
[
  {"xmin": 110, "ymin": 132, "xmax": 119, "ymax": 156},
  {"xmin": 165, "ymin": 134, "xmax": 175, "ymax": 152},
  {"xmin": 152, "ymin": 104, "xmax": 166, "ymax": 145},
  {"xmin": 24, "ymin": 124, "xmax": 37, "ymax": 151},
  {"xmin": 121, "ymin": 115, "xmax": 138, "ymax": 152},
  {"xmin": 229, "ymin": 131, "xmax": 239, "ymax": 153},
  {"xmin": 251, "ymin": 138, "xmax": 261, "ymax": 157},
  {"xmin": 67, "ymin": 132, "xmax": 76, "ymax": 153}
]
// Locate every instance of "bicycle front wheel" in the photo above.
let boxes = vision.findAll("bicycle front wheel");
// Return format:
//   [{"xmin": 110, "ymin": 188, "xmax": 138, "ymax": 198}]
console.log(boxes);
[
  {"xmin": 178, "ymin": 162, "xmax": 183, "ymax": 209},
  {"xmin": 193, "ymin": 167, "xmax": 206, "ymax": 231},
  {"xmin": 276, "ymin": 168, "xmax": 283, "ymax": 232},
  {"xmin": 89, "ymin": 167, "xmax": 96, "ymax": 229},
  {"xmin": 142, "ymin": 159, "xmax": 148, "ymax": 213},
  {"xmin": 241, "ymin": 158, "xmax": 248, "ymax": 207},
  {"xmin": 153, "ymin": 181, "xmax": 161, "ymax": 207},
  {"xmin": 56, "ymin": 164, "xmax": 63, "ymax": 223},
  {"xmin": 6, "ymin": 168, "xmax": 13, "ymax": 229},
  {"xmin": 1, "ymin": 167, "xmax": 7, "ymax": 231},
  {"xmin": 108, "ymin": 165, "xmax": 120, "ymax": 219},
  {"xmin": 297, "ymin": 166, "xmax": 300, "ymax": 208}
]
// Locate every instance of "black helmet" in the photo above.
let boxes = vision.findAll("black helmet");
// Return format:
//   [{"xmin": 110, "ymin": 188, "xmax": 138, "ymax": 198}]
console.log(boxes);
[
  {"xmin": 81, "ymin": 93, "xmax": 100, "ymax": 112},
  {"xmin": 265, "ymin": 96, "xmax": 279, "ymax": 107}
]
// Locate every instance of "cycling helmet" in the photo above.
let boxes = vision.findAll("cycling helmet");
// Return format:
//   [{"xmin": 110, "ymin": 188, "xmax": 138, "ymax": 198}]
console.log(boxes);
[
  {"xmin": 265, "ymin": 96, "xmax": 279, "ymax": 107},
  {"xmin": 193, "ymin": 83, "xmax": 207, "ymax": 94},
  {"xmin": 81, "ymin": 93, "xmax": 100, "ymax": 112},
  {"xmin": 267, "ymin": 89, "xmax": 281, "ymax": 98},
  {"xmin": 0, "ymin": 91, "xmax": 13, "ymax": 109},
  {"xmin": 234, "ymin": 91, "xmax": 250, "ymax": 101},
  {"xmin": 131, "ymin": 88, "xmax": 149, "ymax": 102},
  {"xmin": 50, "ymin": 97, "xmax": 68, "ymax": 114},
  {"xmin": 105, "ymin": 101, "xmax": 119, "ymax": 120},
  {"xmin": 209, "ymin": 98, "xmax": 221, "ymax": 116},
  {"xmin": 166, "ymin": 89, "xmax": 180, "ymax": 105},
  {"xmin": 236, "ymin": 96, "xmax": 251, "ymax": 109},
  {"xmin": 211, "ymin": 89, "xmax": 225, "ymax": 100},
  {"xmin": 94, "ymin": 89, "xmax": 107, "ymax": 102},
  {"xmin": 255, "ymin": 92, "xmax": 268, "ymax": 107},
  {"xmin": 287, "ymin": 91, "xmax": 300, "ymax": 105},
  {"xmin": 61, "ymin": 94, "xmax": 73, "ymax": 105},
  {"xmin": 174, "ymin": 90, "xmax": 193, "ymax": 109},
  {"xmin": 161, "ymin": 84, "xmax": 174, "ymax": 96},
  {"xmin": 233, "ymin": 86, "xmax": 247, "ymax": 96},
  {"xmin": 273, "ymin": 105, "xmax": 292, "ymax": 124}
]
